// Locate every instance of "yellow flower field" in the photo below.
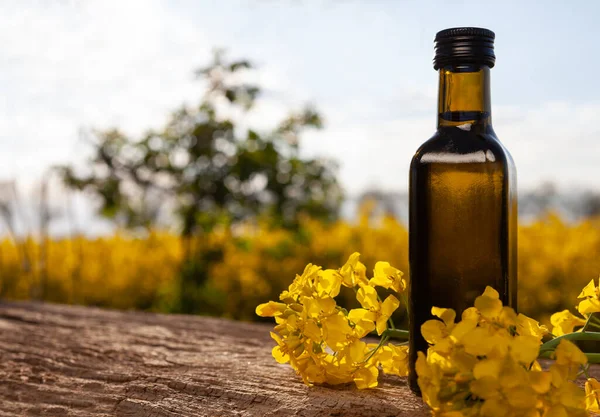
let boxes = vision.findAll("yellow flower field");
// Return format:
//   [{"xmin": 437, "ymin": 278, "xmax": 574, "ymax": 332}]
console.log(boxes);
[{"xmin": 0, "ymin": 211, "xmax": 599, "ymax": 326}]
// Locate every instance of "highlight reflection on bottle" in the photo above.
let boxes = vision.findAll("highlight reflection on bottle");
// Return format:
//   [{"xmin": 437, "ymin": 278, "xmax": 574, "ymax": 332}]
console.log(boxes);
[{"xmin": 408, "ymin": 27, "xmax": 517, "ymax": 394}]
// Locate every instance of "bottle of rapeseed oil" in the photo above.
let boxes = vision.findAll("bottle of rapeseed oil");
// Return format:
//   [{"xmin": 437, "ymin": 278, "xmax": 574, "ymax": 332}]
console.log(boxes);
[{"xmin": 408, "ymin": 27, "xmax": 517, "ymax": 393}]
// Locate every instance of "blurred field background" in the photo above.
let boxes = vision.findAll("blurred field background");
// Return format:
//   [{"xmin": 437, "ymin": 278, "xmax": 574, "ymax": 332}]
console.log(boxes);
[
  {"xmin": 2, "ymin": 1, "xmax": 600, "ymax": 328},
  {"xmin": 2, "ymin": 208, "xmax": 600, "ymax": 327}
]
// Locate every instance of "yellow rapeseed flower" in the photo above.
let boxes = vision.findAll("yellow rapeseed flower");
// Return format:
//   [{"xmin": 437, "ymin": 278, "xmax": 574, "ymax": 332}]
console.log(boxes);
[
  {"xmin": 356, "ymin": 285, "xmax": 399, "ymax": 336},
  {"xmin": 255, "ymin": 301, "xmax": 287, "ymax": 317},
  {"xmin": 474, "ymin": 286, "xmax": 504, "ymax": 319},
  {"xmin": 585, "ymin": 377, "xmax": 600, "ymax": 412},
  {"xmin": 550, "ymin": 309, "xmax": 586, "ymax": 336},
  {"xmin": 347, "ymin": 308, "xmax": 376, "ymax": 337},
  {"xmin": 377, "ymin": 343, "xmax": 409, "ymax": 377},
  {"xmin": 577, "ymin": 278, "xmax": 600, "ymax": 315},
  {"xmin": 339, "ymin": 252, "xmax": 368, "ymax": 288},
  {"xmin": 369, "ymin": 261, "xmax": 407, "ymax": 294}
]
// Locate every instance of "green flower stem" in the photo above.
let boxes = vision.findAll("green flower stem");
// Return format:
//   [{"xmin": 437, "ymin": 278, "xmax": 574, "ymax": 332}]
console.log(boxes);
[
  {"xmin": 539, "ymin": 331, "xmax": 600, "ymax": 363},
  {"xmin": 540, "ymin": 331, "xmax": 600, "ymax": 351},
  {"xmin": 361, "ymin": 335, "xmax": 389, "ymax": 364},
  {"xmin": 402, "ymin": 294, "xmax": 409, "ymax": 314},
  {"xmin": 383, "ymin": 328, "xmax": 409, "ymax": 341},
  {"xmin": 591, "ymin": 314, "xmax": 600, "ymax": 327},
  {"xmin": 582, "ymin": 314, "xmax": 594, "ymax": 332},
  {"xmin": 581, "ymin": 363, "xmax": 591, "ymax": 378},
  {"xmin": 582, "ymin": 313, "xmax": 600, "ymax": 332},
  {"xmin": 586, "ymin": 353, "xmax": 600, "ymax": 364},
  {"xmin": 538, "ymin": 350, "xmax": 600, "ymax": 363}
]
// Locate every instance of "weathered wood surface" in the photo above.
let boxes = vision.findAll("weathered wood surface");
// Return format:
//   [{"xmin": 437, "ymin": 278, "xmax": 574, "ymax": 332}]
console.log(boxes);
[{"xmin": 0, "ymin": 301, "xmax": 429, "ymax": 417}]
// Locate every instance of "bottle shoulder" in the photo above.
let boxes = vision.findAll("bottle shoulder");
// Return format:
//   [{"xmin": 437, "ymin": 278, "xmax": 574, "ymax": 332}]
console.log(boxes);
[{"xmin": 411, "ymin": 126, "xmax": 515, "ymax": 167}]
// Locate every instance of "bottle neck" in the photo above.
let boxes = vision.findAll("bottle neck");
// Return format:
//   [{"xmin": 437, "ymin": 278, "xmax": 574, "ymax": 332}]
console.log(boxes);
[{"xmin": 437, "ymin": 65, "xmax": 492, "ymax": 129}]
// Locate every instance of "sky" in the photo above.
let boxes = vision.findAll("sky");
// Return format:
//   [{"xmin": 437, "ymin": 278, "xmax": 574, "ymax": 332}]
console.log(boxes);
[{"xmin": 1, "ymin": 0, "xmax": 600, "ymax": 213}]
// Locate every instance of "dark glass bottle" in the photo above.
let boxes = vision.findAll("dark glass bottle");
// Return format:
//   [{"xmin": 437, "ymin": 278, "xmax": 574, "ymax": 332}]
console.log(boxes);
[{"xmin": 408, "ymin": 28, "xmax": 517, "ymax": 393}]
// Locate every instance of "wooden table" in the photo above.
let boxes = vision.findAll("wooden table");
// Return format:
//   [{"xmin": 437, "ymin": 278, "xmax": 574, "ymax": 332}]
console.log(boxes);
[{"xmin": 0, "ymin": 301, "xmax": 428, "ymax": 416}]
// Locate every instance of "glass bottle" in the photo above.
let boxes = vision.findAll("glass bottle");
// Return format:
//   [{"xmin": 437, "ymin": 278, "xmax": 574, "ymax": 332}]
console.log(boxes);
[{"xmin": 408, "ymin": 27, "xmax": 517, "ymax": 393}]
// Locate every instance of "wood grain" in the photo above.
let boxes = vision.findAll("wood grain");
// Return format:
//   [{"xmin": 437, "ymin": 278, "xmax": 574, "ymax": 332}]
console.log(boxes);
[{"xmin": 0, "ymin": 301, "xmax": 429, "ymax": 416}]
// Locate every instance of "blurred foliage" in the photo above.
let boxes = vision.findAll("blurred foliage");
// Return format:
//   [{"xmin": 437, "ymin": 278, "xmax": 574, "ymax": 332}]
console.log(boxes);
[
  {"xmin": 57, "ymin": 50, "xmax": 342, "ymax": 234},
  {"xmin": 1, "ymin": 209, "xmax": 599, "ymax": 326},
  {"xmin": 56, "ymin": 51, "xmax": 342, "ymax": 313}
]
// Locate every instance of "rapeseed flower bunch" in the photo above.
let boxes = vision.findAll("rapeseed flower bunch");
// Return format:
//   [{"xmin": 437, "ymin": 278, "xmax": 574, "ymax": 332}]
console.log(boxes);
[
  {"xmin": 256, "ymin": 253, "xmax": 409, "ymax": 388},
  {"xmin": 259, "ymin": 257, "xmax": 600, "ymax": 416},
  {"xmin": 417, "ymin": 286, "xmax": 589, "ymax": 416}
]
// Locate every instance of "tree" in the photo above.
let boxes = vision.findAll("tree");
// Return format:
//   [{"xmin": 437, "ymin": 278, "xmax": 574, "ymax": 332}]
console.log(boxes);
[
  {"xmin": 58, "ymin": 51, "xmax": 342, "ymax": 314},
  {"xmin": 58, "ymin": 50, "xmax": 342, "ymax": 237}
]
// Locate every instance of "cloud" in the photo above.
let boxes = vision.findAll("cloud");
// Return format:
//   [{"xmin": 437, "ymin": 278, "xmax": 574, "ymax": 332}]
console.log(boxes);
[
  {"xmin": 0, "ymin": 0, "xmax": 210, "ymax": 180},
  {"xmin": 299, "ymin": 97, "xmax": 600, "ymax": 195},
  {"xmin": 496, "ymin": 101, "xmax": 600, "ymax": 189}
]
